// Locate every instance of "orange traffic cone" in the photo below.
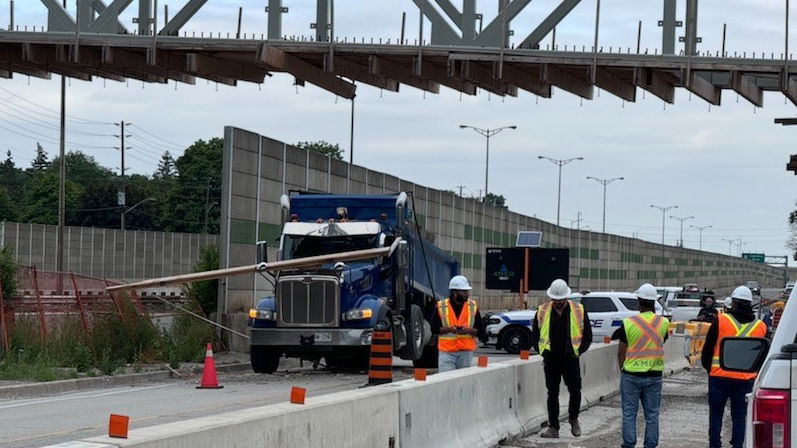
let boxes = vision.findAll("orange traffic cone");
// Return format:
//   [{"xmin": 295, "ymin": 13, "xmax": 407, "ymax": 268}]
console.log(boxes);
[{"xmin": 196, "ymin": 343, "xmax": 223, "ymax": 389}]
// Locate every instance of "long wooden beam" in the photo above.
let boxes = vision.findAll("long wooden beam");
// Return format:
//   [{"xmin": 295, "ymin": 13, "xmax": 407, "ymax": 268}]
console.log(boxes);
[{"xmin": 107, "ymin": 243, "xmax": 399, "ymax": 293}]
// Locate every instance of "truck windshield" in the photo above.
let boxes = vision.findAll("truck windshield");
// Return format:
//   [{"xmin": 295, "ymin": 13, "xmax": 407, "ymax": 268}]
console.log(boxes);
[{"xmin": 282, "ymin": 235, "xmax": 378, "ymax": 260}]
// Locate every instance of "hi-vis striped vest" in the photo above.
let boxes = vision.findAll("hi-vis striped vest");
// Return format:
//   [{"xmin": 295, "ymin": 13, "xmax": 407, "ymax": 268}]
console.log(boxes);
[
  {"xmin": 437, "ymin": 298, "xmax": 478, "ymax": 352},
  {"xmin": 536, "ymin": 300, "xmax": 585, "ymax": 357},
  {"xmin": 711, "ymin": 313, "xmax": 767, "ymax": 380},
  {"xmin": 622, "ymin": 312, "xmax": 669, "ymax": 373}
]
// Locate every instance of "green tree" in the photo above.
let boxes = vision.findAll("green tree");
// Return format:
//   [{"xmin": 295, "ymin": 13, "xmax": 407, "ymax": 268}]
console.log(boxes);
[
  {"xmin": 20, "ymin": 172, "xmax": 84, "ymax": 224},
  {"xmin": 297, "ymin": 141, "xmax": 344, "ymax": 160},
  {"xmin": 0, "ymin": 188, "xmax": 16, "ymax": 221},
  {"xmin": 160, "ymin": 138, "xmax": 223, "ymax": 233},
  {"xmin": 31, "ymin": 143, "xmax": 50, "ymax": 171},
  {"xmin": 187, "ymin": 245, "xmax": 220, "ymax": 314},
  {"xmin": 154, "ymin": 151, "xmax": 176, "ymax": 179},
  {"xmin": 50, "ymin": 151, "xmax": 118, "ymax": 227},
  {"xmin": 484, "ymin": 193, "xmax": 508, "ymax": 209},
  {"xmin": 0, "ymin": 245, "xmax": 16, "ymax": 301}
]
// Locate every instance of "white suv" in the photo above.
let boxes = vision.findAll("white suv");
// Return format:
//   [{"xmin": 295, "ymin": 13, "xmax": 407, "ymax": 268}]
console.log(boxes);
[
  {"xmin": 485, "ymin": 292, "xmax": 663, "ymax": 354},
  {"xmin": 720, "ymin": 287, "xmax": 796, "ymax": 447}
]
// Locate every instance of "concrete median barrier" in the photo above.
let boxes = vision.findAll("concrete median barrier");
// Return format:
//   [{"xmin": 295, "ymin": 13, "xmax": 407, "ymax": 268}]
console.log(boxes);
[
  {"xmin": 44, "ymin": 342, "xmax": 692, "ymax": 448},
  {"xmin": 391, "ymin": 362, "xmax": 522, "ymax": 448}
]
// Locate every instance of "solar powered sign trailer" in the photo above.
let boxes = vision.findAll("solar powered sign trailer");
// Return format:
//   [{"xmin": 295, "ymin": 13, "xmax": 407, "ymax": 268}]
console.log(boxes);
[{"xmin": 485, "ymin": 247, "xmax": 569, "ymax": 292}]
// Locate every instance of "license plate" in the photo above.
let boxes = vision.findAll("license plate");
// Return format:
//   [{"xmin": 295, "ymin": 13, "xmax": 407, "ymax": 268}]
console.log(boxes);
[{"xmin": 314, "ymin": 332, "xmax": 332, "ymax": 343}]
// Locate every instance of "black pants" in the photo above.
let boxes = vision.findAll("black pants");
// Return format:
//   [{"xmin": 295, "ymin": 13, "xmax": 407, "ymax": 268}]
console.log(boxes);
[{"xmin": 543, "ymin": 355, "xmax": 582, "ymax": 429}]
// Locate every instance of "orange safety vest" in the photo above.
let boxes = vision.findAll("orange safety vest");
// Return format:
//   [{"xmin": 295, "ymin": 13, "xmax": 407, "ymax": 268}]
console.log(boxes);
[
  {"xmin": 437, "ymin": 298, "xmax": 478, "ymax": 352},
  {"xmin": 710, "ymin": 313, "xmax": 767, "ymax": 380}
]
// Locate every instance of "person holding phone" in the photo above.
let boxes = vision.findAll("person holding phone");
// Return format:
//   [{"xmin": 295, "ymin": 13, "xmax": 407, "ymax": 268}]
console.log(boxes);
[{"xmin": 431, "ymin": 275, "xmax": 487, "ymax": 372}]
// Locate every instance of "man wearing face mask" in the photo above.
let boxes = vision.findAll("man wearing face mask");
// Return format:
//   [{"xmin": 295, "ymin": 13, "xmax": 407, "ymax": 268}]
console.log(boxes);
[
  {"xmin": 530, "ymin": 279, "xmax": 592, "ymax": 439},
  {"xmin": 431, "ymin": 275, "xmax": 487, "ymax": 372}
]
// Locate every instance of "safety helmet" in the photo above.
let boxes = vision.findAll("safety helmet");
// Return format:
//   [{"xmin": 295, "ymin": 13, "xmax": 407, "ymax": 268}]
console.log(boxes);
[
  {"xmin": 546, "ymin": 279, "xmax": 572, "ymax": 300},
  {"xmin": 730, "ymin": 285, "xmax": 753, "ymax": 302},
  {"xmin": 634, "ymin": 283, "xmax": 659, "ymax": 302},
  {"xmin": 724, "ymin": 297, "xmax": 733, "ymax": 309},
  {"xmin": 449, "ymin": 275, "xmax": 472, "ymax": 291}
]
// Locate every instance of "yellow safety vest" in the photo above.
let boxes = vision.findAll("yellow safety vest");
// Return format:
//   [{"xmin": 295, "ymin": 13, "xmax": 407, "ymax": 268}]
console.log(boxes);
[
  {"xmin": 536, "ymin": 300, "xmax": 585, "ymax": 357},
  {"xmin": 622, "ymin": 312, "xmax": 670, "ymax": 373}
]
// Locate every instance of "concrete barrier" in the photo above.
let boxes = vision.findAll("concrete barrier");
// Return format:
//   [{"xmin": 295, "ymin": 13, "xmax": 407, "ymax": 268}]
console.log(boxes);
[
  {"xmin": 664, "ymin": 333, "xmax": 692, "ymax": 375},
  {"xmin": 44, "ymin": 342, "xmax": 689, "ymax": 448},
  {"xmin": 391, "ymin": 362, "xmax": 522, "ymax": 448}
]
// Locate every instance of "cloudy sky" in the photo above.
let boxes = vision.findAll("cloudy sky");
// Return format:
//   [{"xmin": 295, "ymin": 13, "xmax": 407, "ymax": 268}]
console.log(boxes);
[{"xmin": 3, "ymin": 0, "xmax": 797, "ymax": 259}]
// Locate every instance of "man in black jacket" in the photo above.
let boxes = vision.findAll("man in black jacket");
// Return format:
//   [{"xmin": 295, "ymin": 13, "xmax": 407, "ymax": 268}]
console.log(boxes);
[{"xmin": 530, "ymin": 279, "xmax": 592, "ymax": 439}]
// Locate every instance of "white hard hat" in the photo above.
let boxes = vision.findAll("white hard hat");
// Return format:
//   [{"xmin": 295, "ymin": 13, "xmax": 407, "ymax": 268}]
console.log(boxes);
[
  {"xmin": 449, "ymin": 275, "xmax": 472, "ymax": 291},
  {"xmin": 731, "ymin": 286, "xmax": 753, "ymax": 302},
  {"xmin": 547, "ymin": 279, "xmax": 572, "ymax": 300},
  {"xmin": 634, "ymin": 283, "xmax": 659, "ymax": 302},
  {"xmin": 724, "ymin": 297, "xmax": 733, "ymax": 308}
]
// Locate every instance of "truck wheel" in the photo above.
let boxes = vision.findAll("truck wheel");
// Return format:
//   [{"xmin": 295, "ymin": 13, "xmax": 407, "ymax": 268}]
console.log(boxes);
[
  {"xmin": 251, "ymin": 346, "xmax": 281, "ymax": 373},
  {"xmin": 413, "ymin": 343, "xmax": 438, "ymax": 368},
  {"xmin": 400, "ymin": 305, "xmax": 425, "ymax": 361},
  {"xmin": 501, "ymin": 327, "xmax": 532, "ymax": 355}
]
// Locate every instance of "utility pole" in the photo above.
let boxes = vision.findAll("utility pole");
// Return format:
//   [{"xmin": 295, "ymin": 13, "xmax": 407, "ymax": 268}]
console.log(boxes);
[
  {"xmin": 455, "ymin": 185, "xmax": 466, "ymax": 197},
  {"xmin": 690, "ymin": 224, "xmax": 712, "ymax": 250},
  {"xmin": 540, "ymin": 156, "xmax": 584, "ymax": 226},
  {"xmin": 459, "ymin": 125, "xmax": 517, "ymax": 199},
  {"xmin": 56, "ymin": 0, "xmax": 67, "ymax": 280},
  {"xmin": 669, "ymin": 215, "xmax": 694, "ymax": 247},
  {"xmin": 571, "ymin": 211, "xmax": 583, "ymax": 231},
  {"xmin": 722, "ymin": 238, "xmax": 735, "ymax": 256},
  {"xmin": 650, "ymin": 204, "xmax": 678, "ymax": 244},
  {"xmin": 586, "ymin": 176, "xmax": 624, "ymax": 233},
  {"xmin": 115, "ymin": 121, "xmax": 131, "ymax": 230}
]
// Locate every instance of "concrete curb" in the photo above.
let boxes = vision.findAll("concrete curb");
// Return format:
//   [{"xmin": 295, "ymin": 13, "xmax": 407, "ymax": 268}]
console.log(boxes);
[{"xmin": 0, "ymin": 362, "xmax": 251, "ymax": 400}]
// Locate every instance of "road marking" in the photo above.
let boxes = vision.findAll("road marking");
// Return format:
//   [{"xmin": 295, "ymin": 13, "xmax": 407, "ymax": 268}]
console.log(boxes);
[{"xmin": 0, "ymin": 384, "xmax": 173, "ymax": 410}]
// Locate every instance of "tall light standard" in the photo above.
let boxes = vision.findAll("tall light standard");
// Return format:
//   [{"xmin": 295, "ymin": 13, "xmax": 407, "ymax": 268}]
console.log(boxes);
[
  {"xmin": 650, "ymin": 204, "xmax": 678, "ymax": 244},
  {"xmin": 586, "ymin": 176, "xmax": 624, "ymax": 233},
  {"xmin": 121, "ymin": 198, "xmax": 156, "ymax": 230},
  {"xmin": 539, "ymin": 156, "xmax": 584, "ymax": 226},
  {"xmin": 689, "ymin": 224, "xmax": 712, "ymax": 250},
  {"xmin": 459, "ymin": 125, "xmax": 517, "ymax": 200},
  {"xmin": 721, "ymin": 238, "xmax": 735, "ymax": 256},
  {"xmin": 669, "ymin": 215, "xmax": 694, "ymax": 247}
]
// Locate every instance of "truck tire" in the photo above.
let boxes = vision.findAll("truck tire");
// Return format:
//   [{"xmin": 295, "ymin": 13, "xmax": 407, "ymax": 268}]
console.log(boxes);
[
  {"xmin": 413, "ymin": 342, "xmax": 438, "ymax": 368},
  {"xmin": 400, "ymin": 305, "xmax": 425, "ymax": 361},
  {"xmin": 500, "ymin": 326, "xmax": 532, "ymax": 355},
  {"xmin": 250, "ymin": 346, "xmax": 281, "ymax": 373}
]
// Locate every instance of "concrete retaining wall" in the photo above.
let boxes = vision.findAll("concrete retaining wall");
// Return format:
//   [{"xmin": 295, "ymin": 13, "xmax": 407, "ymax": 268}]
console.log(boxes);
[
  {"xmin": 46, "ymin": 339, "xmax": 692, "ymax": 448},
  {"xmin": 219, "ymin": 127, "xmax": 787, "ymax": 316}
]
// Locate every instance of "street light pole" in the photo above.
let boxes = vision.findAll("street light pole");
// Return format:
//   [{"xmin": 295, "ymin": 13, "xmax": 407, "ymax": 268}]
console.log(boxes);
[
  {"xmin": 650, "ymin": 204, "xmax": 678, "ymax": 244},
  {"xmin": 669, "ymin": 215, "xmax": 694, "ymax": 247},
  {"xmin": 120, "ymin": 198, "xmax": 156, "ymax": 230},
  {"xmin": 586, "ymin": 176, "xmax": 624, "ymax": 233},
  {"xmin": 539, "ymin": 156, "xmax": 584, "ymax": 226},
  {"xmin": 459, "ymin": 125, "xmax": 517, "ymax": 199},
  {"xmin": 689, "ymin": 224, "xmax": 712, "ymax": 250},
  {"xmin": 722, "ymin": 238, "xmax": 735, "ymax": 256}
]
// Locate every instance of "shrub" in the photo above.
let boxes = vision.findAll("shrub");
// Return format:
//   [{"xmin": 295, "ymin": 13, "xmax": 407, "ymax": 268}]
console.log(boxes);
[{"xmin": 187, "ymin": 245, "xmax": 219, "ymax": 315}]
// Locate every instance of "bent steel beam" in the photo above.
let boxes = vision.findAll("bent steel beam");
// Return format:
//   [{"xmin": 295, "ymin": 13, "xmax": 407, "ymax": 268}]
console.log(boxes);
[
  {"xmin": 160, "ymin": 0, "xmax": 208, "ymax": 36},
  {"xmin": 519, "ymin": 0, "xmax": 581, "ymax": 49}
]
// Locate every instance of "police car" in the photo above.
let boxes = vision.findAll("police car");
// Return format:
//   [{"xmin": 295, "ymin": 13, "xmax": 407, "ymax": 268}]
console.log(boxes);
[{"xmin": 486, "ymin": 291, "xmax": 664, "ymax": 354}]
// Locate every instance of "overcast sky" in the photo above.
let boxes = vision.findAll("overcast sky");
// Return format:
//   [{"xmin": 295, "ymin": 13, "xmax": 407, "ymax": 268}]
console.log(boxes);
[{"xmin": 3, "ymin": 0, "xmax": 797, "ymax": 260}]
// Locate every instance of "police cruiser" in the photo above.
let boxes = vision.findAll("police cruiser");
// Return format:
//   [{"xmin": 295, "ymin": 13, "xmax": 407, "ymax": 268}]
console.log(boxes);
[{"xmin": 486, "ymin": 291, "xmax": 664, "ymax": 354}]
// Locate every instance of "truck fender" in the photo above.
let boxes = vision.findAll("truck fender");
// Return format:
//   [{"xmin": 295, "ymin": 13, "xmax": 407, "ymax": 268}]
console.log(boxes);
[
  {"xmin": 353, "ymin": 295, "xmax": 391, "ymax": 329},
  {"xmin": 254, "ymin": 296, "xmax": 276, "ymax": 311}
]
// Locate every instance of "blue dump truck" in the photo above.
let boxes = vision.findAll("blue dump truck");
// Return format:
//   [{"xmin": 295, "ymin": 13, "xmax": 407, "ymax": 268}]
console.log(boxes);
[{"xmin": 247, "ymin": 193, "xmax": 458, "ymax": 373}]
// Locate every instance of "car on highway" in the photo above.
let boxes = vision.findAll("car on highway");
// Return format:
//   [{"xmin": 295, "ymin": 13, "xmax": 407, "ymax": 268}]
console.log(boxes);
[
  {"xmin": 719, "ymin": 286, "xmax": 796, "ymax": 448},
  {"xmin": 659, "ymin": 289, "xmax": 718, "ymax": 322},
  {"xmin": 781, "ymin": 281, "xmax": 794, "ymax": 300},
  {"xmin": 485, "ymin": 291, "xmax": 664, "ymax": 354},
  {"xmin": 745, "ymin": 281, "xmax": 762, "ymax": 296}
]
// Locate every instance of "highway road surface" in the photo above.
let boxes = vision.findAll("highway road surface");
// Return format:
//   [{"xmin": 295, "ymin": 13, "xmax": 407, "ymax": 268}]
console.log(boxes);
[{"xmin": 0, "ymin": 349, "xmax": 516, "ymax": 448}]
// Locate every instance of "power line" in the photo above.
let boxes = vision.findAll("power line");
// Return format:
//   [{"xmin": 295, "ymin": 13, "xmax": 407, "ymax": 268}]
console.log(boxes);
[
  {"xmin": 0, "ymin": 86, "xmax": 113, "ymax": 125},
  {"xmin": 132, "ymin": 124, "xmax": 185, "ymax": 148}
]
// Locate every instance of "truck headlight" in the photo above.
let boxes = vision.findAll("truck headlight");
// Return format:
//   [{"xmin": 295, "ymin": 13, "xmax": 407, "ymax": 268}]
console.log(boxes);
[
  {"xmin": 343, "ymin": 308, "xmax": 373, "ymax": 321},
  {"xmin": 249, "ymin": 308, "xmax": 276, "ymax": 321}
]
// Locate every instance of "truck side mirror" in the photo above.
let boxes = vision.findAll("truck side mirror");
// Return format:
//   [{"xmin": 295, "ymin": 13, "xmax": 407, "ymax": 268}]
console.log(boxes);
[
  {"xmin": 397, "ymin": 240, "xmax": 409, "ymax": 269},
  {"xmin": 720, "ymin": 337, "xmax": 769, "ymax": 373},
  {"xmin": 256, "ymin": 240, "xmax": 268, "ymax": 264}
]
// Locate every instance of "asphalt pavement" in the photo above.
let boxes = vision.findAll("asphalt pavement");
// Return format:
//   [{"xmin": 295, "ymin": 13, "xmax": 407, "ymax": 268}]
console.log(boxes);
[
  {"xmin": 0, "ymin": 348, "xmax": 516, "ymax": 448},
  {"xmin": 509, "ymin": 369, "xmax": 735, "ymax": 448}
]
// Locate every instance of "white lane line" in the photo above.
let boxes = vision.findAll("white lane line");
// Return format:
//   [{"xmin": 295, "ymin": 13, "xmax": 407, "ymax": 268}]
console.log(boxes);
[{"xmin": 0, "ymin": 384, "xmax": 173, "ymax": 410}]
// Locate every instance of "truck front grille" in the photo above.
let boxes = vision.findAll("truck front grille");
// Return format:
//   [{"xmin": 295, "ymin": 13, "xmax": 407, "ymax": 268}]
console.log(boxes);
[{"xmin": 276, "ymin": 276, "xmax": 339, "ymax": 327}]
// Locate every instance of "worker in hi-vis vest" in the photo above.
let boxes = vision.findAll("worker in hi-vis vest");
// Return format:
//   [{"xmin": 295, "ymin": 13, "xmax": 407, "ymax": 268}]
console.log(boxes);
[
  {"xmin": 531, "ymin": 279, "xmax": 591, "ymax": 439},
  {"xmin": 431, "ymin": 275, "xmax": 487, "ymax": 372},
  {"xmin": 701, "ymin": 285, "xmax": 767, "ymax": 448},
  {"xmin": 612, "ymin": 283, "xmax": 670, "ymax": 448}
]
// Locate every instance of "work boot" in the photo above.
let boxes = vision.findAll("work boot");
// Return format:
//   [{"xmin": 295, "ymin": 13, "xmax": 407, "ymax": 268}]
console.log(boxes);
[
  {"xmin": 540, "ymin": 427, "xmax": 559, "ymax": 438},
  {"xmin": 570, "ymin": 419, "xmax": 582, "ymax": 437}
]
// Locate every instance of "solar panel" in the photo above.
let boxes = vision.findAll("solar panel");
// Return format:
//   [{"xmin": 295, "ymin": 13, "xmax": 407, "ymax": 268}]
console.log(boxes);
[{"xmin": 516, "ymin": 231, "xmax": 542, "ymax": 248}]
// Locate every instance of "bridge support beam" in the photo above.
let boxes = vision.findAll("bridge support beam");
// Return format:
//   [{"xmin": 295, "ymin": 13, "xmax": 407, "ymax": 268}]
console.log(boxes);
[
  {"xmin": 457, "ymin": 60, "xmax": 517, "ymax": 96},
  {"xmin": 369, "ymin": 55, "xmax": 439, "ymax": 93},
  {"xmin": 731, "ymin": 72, "xmax": 763, "ymax": 107},
  {"xmin": 186, "ymin": 53, "xmax": 267, "ymax": 84},
  {"xmin": 658, "ymin": 0, "xmax": 680, "ymax": 55},
  {"xmin": 543, "ymin": 64, "xmax": 593, "ymax": 99},
  {"xmin": 333, "ymin": 58, "xmax": 399, "ymax": 92},
  {"xmin": 313, "ymin": 0, "xmax": 331, "ymax": 42},
  {"xmin": 259, "ymin": 45, "xmax": 356, "ymax": 99},
  {"xmin": 594, "ymin": 68, "xmax": 636, "ymax": 102},
  {"xmin": 419, "ymin": 60, "xmax": 477, "ymax": 95},
  {"xmin": 635, "ymin": 68, "xmax": 675, "ymax": 103},
  {"xmin": 686, "ymin": 71, "xmax": 721, "ymax": 105}
]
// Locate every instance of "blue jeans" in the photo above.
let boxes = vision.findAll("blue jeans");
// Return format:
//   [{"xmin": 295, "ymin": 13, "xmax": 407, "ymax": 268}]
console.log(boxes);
[
  {"xmin": 709, "ymin": 376, "xmax": 754, "ymax": 448},
  {"xmin": 438, "ymin": 351, "xmax": 473, "ymax": 372},
  {"xmin": 621, "ymin": 373, "xmax": 663, "ymax": 448}
]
